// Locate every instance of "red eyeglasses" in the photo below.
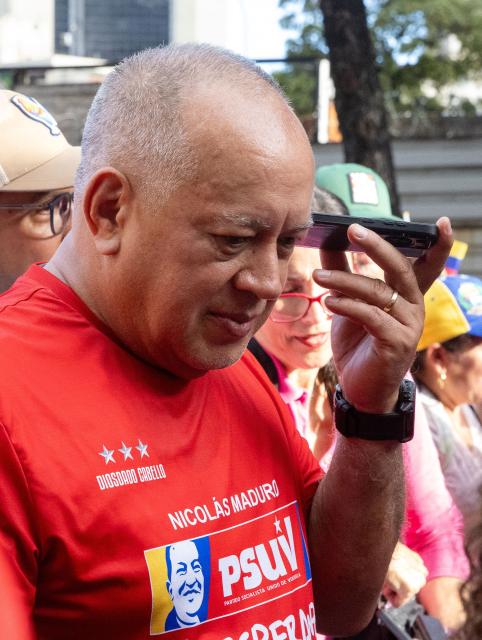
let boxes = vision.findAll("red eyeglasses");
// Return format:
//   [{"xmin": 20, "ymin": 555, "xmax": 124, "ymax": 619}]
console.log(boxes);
[{"xmin": 270, "ymin": 292, "xmax": 332, "ymax": 323}]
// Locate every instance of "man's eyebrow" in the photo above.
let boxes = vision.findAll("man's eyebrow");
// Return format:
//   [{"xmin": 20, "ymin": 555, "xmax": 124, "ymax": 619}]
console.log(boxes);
[{"xmin": 212, "ymin": 212, "xmax": 313, "ymax": 234}]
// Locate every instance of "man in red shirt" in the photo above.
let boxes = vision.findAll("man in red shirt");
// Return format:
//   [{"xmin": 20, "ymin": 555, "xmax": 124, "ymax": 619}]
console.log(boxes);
[{"xmin": 0, "ymin": 44, "xmax": 452, "ymax": 639}]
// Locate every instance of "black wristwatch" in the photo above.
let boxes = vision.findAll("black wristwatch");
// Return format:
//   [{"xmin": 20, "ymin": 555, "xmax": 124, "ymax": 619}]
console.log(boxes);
[{"xmin": 334, "ymin": 380, "xmax": 416, "ymax": 443}]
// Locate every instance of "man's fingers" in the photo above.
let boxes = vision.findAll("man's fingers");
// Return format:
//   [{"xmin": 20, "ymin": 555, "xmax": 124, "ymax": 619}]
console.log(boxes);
[
  {"xmin": 319, "ymin": 247, "xmax": 351, "ymax": 274},
  {"xmin": 314, "ymin": 270, "xmax": 416, "ymax": 327},
  {"xmin": 324, "ymin": 295, "xmax": 414, "ymax": 349},
  {"xmin": 345, "ymin": 224, "xmax": 421, "ymax": 304},
  {"xmin": 412, "ymin": 217, "xmax": 453, "ymax": 294}
]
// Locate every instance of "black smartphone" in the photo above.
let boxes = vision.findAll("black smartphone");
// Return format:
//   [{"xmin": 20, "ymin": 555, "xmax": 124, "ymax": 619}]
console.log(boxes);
[{"xmin": 296, "ymin": 212, "xmax": 439, "ymax": 257}]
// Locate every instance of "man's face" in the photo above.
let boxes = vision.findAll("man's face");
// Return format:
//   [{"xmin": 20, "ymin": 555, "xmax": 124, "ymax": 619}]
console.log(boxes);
[
  {"xmin": 167, "ymin": 541, "xmax": 204, "ymax": 624},
  {"xmin": 0, "ymin": 190, "xmax": 70, "ymax": 292},
  {"xmin": 103, "ymin": 85, "xmax": 314, "ymax": 378}
]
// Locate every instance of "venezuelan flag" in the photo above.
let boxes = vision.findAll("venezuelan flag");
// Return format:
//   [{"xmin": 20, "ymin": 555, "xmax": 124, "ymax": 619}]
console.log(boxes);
[{"xmin": 445, "ymin": 240, "xmax": 468, "ymax": 275}]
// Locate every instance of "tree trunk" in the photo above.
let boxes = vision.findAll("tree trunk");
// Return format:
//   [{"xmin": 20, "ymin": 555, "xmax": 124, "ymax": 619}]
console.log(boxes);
[{"xmin": 319, "ymin": 0, "xmax": 401, "ymax": 216}]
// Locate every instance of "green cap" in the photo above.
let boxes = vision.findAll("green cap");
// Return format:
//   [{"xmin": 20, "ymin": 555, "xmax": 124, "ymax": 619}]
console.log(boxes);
[{"xmin": 315, "ymin": 163, "xmax": 399, "ymax": 220}]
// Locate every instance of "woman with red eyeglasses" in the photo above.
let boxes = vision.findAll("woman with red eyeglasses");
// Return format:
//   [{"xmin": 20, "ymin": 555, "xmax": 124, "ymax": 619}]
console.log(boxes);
[{"xmin": 250, "ymin": 245, "xmax": 336, "ymax": 460}]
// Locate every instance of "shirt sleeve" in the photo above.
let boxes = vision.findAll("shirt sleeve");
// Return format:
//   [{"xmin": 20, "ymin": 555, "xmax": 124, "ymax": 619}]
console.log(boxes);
[
  {"xmin": 401, "ymin": 394, "xmax": 469, "ymax": 580},
  {"xmin": 0, "ymin": 420, "xmax": 39, "ymax": 633}
]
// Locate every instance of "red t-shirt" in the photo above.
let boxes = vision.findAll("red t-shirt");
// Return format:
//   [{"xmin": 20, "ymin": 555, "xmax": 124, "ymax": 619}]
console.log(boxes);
[{"xmin": 0, "ymin": 265, "xmax": 322, "ymax": 640}]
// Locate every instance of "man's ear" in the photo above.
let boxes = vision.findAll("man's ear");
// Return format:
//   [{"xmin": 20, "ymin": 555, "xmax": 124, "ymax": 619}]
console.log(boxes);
[
  {"xmin": 82, "ymin": 168, "xmax": 132, "ymax": 255},
  {"xmin": 166, "ymin": 580, "xmax": 173, "ymax": 599}
]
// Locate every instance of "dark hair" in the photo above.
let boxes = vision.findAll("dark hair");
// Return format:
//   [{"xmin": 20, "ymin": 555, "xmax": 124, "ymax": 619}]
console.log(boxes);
[
  {"xmin": 442, "ymin": 333, "xmax": 481, "ymax": 353},
  {"xmin": 316, "ymin": 359, "xmax": 338, "ymax": 408},
  {"xmin": 411, "ymin": 332, "xmax": 477, "ymax": 377},
  {"xmin": 457, "ymin": 486, "xmax": 482, "ymax": 639},
  {"xmin": 311, "ymin": 186, "xmax": 349, "ymax": 216}
]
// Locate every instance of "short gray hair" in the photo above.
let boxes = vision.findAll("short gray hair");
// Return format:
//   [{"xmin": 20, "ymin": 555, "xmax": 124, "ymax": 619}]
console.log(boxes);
[{"xmin": 75, "ymin": 43, "xmax": 288, "ymax": 208}]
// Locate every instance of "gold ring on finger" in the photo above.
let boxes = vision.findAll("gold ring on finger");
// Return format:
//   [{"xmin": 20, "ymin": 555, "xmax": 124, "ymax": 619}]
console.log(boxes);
[{"xmin": 383, "ymin": 289, "xmax": 399, "ymax": 314}]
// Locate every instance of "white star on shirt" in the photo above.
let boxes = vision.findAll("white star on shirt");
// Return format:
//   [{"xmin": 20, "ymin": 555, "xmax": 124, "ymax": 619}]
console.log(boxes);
[
  {"xmin": 136, "ymin": 439, "xmax": 149, "ymax": 459},
  {"xmin": 99, "ymin": 445, "xmax": 115, "ymax": 464},
  {"xmin": 118, "ymin": 442, "xmax": 133, "ymax": 461},
  {"xmin": 274, "ymin": 517, "xmax": 282, "ymax": 534}
]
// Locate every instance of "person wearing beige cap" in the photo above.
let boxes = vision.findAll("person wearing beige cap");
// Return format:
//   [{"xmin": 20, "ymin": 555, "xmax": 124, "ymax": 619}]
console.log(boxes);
[{"xmin": 0, "ymin": 90, "xmax": 80, "ymax": 292}]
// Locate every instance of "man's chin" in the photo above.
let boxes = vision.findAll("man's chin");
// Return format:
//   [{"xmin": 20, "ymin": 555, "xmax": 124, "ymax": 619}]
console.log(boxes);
[
  {"xmin": 149, "ymin": 334, "xmax": 251, "ymax": 379},
  {"xmin": 183, "ymin": 338, "xmax": 250, "ymax": 374},
  {"xmin": 194, "ymin": 345, "xmax": 247, "ymax": 372}
]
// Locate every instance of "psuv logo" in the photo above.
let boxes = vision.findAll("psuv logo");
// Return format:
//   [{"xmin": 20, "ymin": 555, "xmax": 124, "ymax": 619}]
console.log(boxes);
[
  {"xmin": 219, "ymin": 516, "xmax": 297, "ymax": 597},
  {"xmin": 144, "ymin": 502, "xmax": 312, "ymax": 635}
]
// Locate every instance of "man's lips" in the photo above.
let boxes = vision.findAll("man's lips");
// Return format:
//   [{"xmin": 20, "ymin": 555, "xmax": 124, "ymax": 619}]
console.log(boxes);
[
  {"xmin": 208, "ymin": 311, "xmax": 260, "ymax": 338},
  {"xmin": 294, "ymin": 333, "xmax": 329, "ymax": 348}
]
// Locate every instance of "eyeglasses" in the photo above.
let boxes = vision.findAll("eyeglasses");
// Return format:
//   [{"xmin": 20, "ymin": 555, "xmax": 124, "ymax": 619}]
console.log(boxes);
[
  {"xmin": 270, "ymin": 292, "xmax": 333, "ymax": 323},
  {"xmin": 0, "ymin": 192, "xmax": 73, "ymax": 237}
]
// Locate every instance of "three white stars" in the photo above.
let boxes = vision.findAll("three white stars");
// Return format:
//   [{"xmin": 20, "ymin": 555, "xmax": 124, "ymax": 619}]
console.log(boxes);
[{"xmin": 98, "ymin": 440, "xmax": 149, "ymax": 464}]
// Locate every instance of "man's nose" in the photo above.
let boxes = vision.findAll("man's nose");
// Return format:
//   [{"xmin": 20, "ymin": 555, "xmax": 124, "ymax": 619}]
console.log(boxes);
[{"xmin": 233, "ymin": 246, "xmax": 284, "ymax": 301}]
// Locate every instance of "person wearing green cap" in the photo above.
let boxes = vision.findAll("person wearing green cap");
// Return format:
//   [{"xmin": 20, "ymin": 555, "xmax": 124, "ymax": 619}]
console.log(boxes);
[{"xmin": 315, "ymin": 162, "xmax": 400, "ymax": 221}]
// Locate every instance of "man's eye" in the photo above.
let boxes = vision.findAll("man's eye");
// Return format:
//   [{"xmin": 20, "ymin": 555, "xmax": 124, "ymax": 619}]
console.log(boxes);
[
  {"xmin": 278, "ymin": 236, "xmax": 296, "ymax": 255},
  {"xmin": 220, "ymin": 236, "xmax": 249, "ymax": 250},
  {"xmin": 279, "ymin": 236, "xmax": 296, "ymax": 247}
]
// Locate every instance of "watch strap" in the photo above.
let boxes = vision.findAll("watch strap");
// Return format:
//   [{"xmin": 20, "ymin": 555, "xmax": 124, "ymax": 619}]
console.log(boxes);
[{"xmin": 334, "ymin": 380, "xmax": 416, "ymax": 443}]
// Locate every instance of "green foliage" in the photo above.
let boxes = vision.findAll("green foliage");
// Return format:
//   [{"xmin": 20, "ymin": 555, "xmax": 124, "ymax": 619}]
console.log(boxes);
[
  {"xmin": 372, "ymin": 0, "xmax": 482, "ymax": 115},
  {"xmin": 277, "ymin": 0, "xmax": 482, "ymax": 117},
  {"xmin": 0, "ymin": 71, "xmax": 13, "ymax": 90},
  {"xmin": 274, "ymin": 66, "xmax": 317, "ymax": 115},
  {"xmin": 279, "ymin": 0, "xmax": 326, "ymax": 58},
  {"xmin": 274, "ymin": 0, "xmax": 325, "ymax": 115}
]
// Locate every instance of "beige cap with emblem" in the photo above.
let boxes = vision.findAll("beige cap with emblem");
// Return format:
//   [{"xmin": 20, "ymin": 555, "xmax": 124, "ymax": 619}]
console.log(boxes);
[{"xmin": 0, "ymin": 89, "xmax": 80, "ymax": 191}]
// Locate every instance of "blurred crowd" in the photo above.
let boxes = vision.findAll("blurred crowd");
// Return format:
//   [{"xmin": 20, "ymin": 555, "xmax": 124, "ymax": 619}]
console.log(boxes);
[{"xmin": 0, "ymin": 48, "xmax": 481, "ymax": 640}]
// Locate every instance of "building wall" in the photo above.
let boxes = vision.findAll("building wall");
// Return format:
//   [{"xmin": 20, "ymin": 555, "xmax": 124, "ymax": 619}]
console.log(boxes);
[
  {"xmin": 171, "ymin": 0, "xmax": 247, "ymax": 55},
  {"xmin": 0, "ymin": 0, "xmax": 54, "ymax": 63},
  {"xmin": 55, "ymin": 0, "xmax": 170, "ymax": 60}
]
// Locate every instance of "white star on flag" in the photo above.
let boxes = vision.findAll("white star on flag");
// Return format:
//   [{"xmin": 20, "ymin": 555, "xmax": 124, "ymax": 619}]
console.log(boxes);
[
  {"xmin": 99, "ymin": 445, "xmax": 115, "ymax": 464},
  {"xmin": 136, "ymin": 439, "xmax": 149, "ymax": 459},
  {"xmin": 118, "ymin": 442, "xmax": 133, "ymax": 461},
  {"xmin": 274, "ymin": 517, "xmax": 282, "ymax": 534}
]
